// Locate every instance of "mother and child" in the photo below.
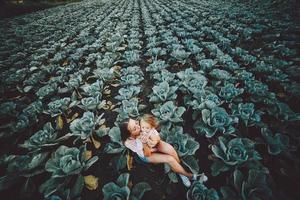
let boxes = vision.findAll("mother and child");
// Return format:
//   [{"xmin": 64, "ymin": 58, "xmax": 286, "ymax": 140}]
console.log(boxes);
[{"xmin": 120, "ymin": 114, "xmax": 207, "ymax": 187}]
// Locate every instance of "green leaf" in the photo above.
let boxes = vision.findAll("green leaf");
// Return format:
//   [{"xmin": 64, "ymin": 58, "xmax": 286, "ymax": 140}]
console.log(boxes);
[
  {"xmin": 233, "ymin": 169, "xmax": 244, "ymax": 194},
  {"xmin": 70, "ymin": 175, "xmax": 84, "ymax": 199},
  {"xmin": 39, "ymin": 177, "xmax": 65, "ymax": 198},
  {"xmin": 181, "ymin": 155, "xmax": 199, "ymax": 174},
  {"xmin": 131, "ymin": 182, "xmax": 152, "ymax": 200},
  {"xmin": 211, "ymin": 160, "xmax": 230, "ymax": 176},
  {"xmin": 116, "ymin": 173, "xmax": 130, "ymax": 187}
]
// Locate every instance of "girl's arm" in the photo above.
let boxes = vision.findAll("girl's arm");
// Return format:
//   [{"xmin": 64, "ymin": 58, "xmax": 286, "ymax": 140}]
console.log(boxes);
[{"xmin": 143, "ymin": 143, "xmax": 152, "ymax": 157}]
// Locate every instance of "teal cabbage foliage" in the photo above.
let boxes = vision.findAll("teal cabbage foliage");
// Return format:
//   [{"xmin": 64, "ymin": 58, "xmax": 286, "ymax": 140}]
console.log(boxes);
[
  {"xmin": 81, "ymin": 80, "xmax": 104, "ymax": 97},
  {"xmin": 218, "ymin": 54, "xmax": 239, "ymax": 70},
  {"xmin": 92, "ymin": 67, "xmax": 115, "ymax": 82},
  {"xmin": 146, "ymin": 60, "xmax": 168, "ymax": 73},
  {"xmin": 170, "ymin": 48, "xmax": 191, "ymax": 64},
  {"xmin": 102, "ymin": 173, "xmax": 151, "ymax": 200},
  {"xmin": 187, "ymin": 181, "xmax": 219, "ymax": 200},
  {"xmin": 45, "ymin": 145, "xmax": 97, "ymax": 177},
  {"xmin": 177, "ymin": 68, "xmax": 207, "ymax": 93},
  {"xmin": 36, "ymin": 83, "xmax": 58, "ymax": 99},
  {"xmin": 211, "ymin": 136, "xmax": 262, "ymax": 176},
  {"xmin": 268, "ymin": 102, "xmax": 300, "ymax": 122},
  {"xmin": 47, "ymin": 98, "xmax": 70, "ymax": 117},
  {"xmin": 70, "ymin": 112, "xmax": 104, "ymax": 140},
  {"xmin": 152, "ymin": 101, "xmax": 186, "ymax": 129},
  {"xmin": 219, "ymin": 83, "xmax": 244, "ymax": 103},
  {"xmin": 161, "ymin": 126, "xmax": 199, "ymax": 157},
  {"xmin": 190, "ymin": 90, "xmax": 222, "ymax": 110},
  {"xmin": 152, "ymin": 69, "xmax": 178, "ymax": 85},
  {"xmin": 261, "ymin": 128, "xmax": 289, "ymax": 155},
  {"xmin": 121, "ymin": 66, "xmax": 143, "ymax": 76},
  {"xmin": 96, "ymin": 56, "xmax": 115, "ymax": 69},
  {"xmin": 234, "ymin": 70, "xmax": 254, "ymax": 82},
  {"xmin": 266, "ymin": 69, "xmax": 289, "ymax": 83},
  {"xmin": 145, "ymin": 47, "xmax": 167, "ymax": 57},
  {"xmin": 116, "ymin": 98, "xmax": 145, "ymax": 123},
  {"xmin": 123, "ymin": 50, "xmax": 140, "ymax": 64},
  {"xmin": 115, "ymin": 86, "xmax": 141, "ymax": 100},
  {"xmin": 79, "ymin": 95, "xmax": 101, "ymax": 110},
  {"xmin": 40, "ymin": 145, "xmax": 98, "ymax": 198},
  {"xmin": 184, "ymin": 76, "xmax": 208, "ymax": 94},
  {"xmin": 209, "ymin": 69, "xmax": 232, "ymax": 81},
  {"xmin": 245, "ymin": 80, "xmax": 268, "ymax": 97},
  {"xmin": 121, "ymin": 73, "xmax": 144, "ymax": 86},
  {"xmin": 67, "ymin": 75, "xmax": 83, "ymax": 90},
  {"xmin": 20, "ymin": 122, "xmax": 69, "ymax": 150},
  {"xmin": 193, "ymin": 107, "xmax": 238, "ymax": 138},
  {"xmin": 0, "ymin": 101, "xmax": 17, "ymax": 117},
  {"xmin": 0, "ymin": 152, "xmax": 49, "ymax": 191},
  {"xmin": 252, "ymin": 61, "xmax": 273, "ymax": 73},
  {"xmin": 149, "ymin": 81, "xmax": 178, "ymax": 103},
  {"xmin": 184, "ymin": 39, "xmax": 203, "ymax": 54},
  {"xmin": 232, "ymin": 103, "xmax": 263, "ymax": 127},
  {"xmin": 221, "ymin": 169, "xmax": 272, "ymax": 200},
  {"xmin": 198, "ymin": 59, "xmax": 217, "ymax": 71}
]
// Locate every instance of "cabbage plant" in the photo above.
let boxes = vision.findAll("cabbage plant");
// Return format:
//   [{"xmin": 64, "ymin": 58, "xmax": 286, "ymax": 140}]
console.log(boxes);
[
  {"xmin": 102, "ymin": 173, "xmax": 151, "ymax": 200},
  {"xmin": 123, "ymin": 50, "xmax": 140, "ymax": 64},
  {"xmin": 187, "ymin": 181, "xmax": 219, "ymax": 200},
  {"xmin": 20, "ymin": 122, "xmax": 71, "ymax": 150},
  {"xmin": 79, "ymin": 95, "xmax": 101, "ymax": 110},
  {"xmin": 120, "ymin": 73, "xmax": 144, "ymax": 86},
  {"xmin": 116, "ymin": 98, "xmax": 145, "ymax": 123},
  {"xmin": 0, "ymin": 152, "xmax": 49, "ymax": 192},
  {"xmin": 146, "ymin": 59, "xmax": 168, "ymax": 73},
  {"xmin": 149, "ymin": 81, "xmax": 178, "ymax": 103},
  {"xmin": 115, "ymin": 86, "xmax": 141, "ymax": 100},
  {"xmin": 39, "ymin": 145, "xmax": 98, "ymax": 198},
  {"xmin": 80, "ymin": 80, "xmax": 104, "ymax": 97},
  {"xmin": 70, "ymin": 111, "xmax": 104, "ymax": 140},
  {"xmin": 193, "ymin": 107, "xmax": 238, "ymax": 138},
  {"xmin": 210, "ymin": 136, "xmax": 262, "ymax": 176},
  {"xmin": 46, "ymin": 98, "xmax": 70, "ymax": 117},
  {"xmin": 261, "ymin": 128, "xmax": 289, "ymax": 155},
  {"xmin": 0, "ymin": 101, "xmax": 17, "ymax": 118},
  {"xmin": 219, "ymin": 83, "xmax": 244, "ymax": 103},
  {"xmin": 170, "ymin": 48, "xmax": 191, "ymax": 64},
  {"xmin": 36, "ymin": 83, "xmax": 58, "ymax": 99},
  {"xmin": 221, "ymin": 169, "xmax": 272, "ymax": 200},
  {"xmin": 152, "ymin": 69, "xmax": 178, "ymax": 85},
  {"xmin": 198, "ymin": 59, "xmax": 217, "ymax": 71},
  {"xmin": 232, "ymin": 103, "xmax": 263, "ymax": 127},
  {"xmin": 151, "ymin": 101, "xmax": 186, "ymax": 129}
]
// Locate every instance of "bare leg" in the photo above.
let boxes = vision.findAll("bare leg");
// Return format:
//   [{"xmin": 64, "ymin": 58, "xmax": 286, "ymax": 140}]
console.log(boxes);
[
  {"xmin": 157, "ymin": 140, "xmax": 180, "ymax": 163},
  {"xmin": 146, "ymin": 153, "xmax": 193, "ymax": 178}
]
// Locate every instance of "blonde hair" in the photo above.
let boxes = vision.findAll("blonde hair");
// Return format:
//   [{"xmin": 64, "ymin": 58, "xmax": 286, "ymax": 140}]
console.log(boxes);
[{"xmin": 141, "ymin": 114, "xmax": 160, "ymax": 129}]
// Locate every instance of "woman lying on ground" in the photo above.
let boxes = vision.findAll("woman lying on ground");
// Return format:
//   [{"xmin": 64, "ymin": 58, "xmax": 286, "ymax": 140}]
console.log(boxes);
[{"xmin": 119, "ymin": 115, "xmax": 207, "ymax": 187}]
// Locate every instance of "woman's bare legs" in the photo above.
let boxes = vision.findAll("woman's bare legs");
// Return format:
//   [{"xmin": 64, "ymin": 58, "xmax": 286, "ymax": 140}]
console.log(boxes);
[
  {"xmin": 157, "ymin": 141, "xmax": 180, "ymax": 163},
  {"xmin": 146, "ymin": 153, "xmax": 193, "ymax": 178}
]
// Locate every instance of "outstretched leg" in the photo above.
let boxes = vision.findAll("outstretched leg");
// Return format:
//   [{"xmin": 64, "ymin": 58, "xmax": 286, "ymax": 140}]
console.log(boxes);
[
  {"xmin": 156, "ymin": 140, "xmax": 180, "ymax": 163},
  {"xmin": 146, "ymin": 153, "xmax": 193, "ymax": 178}
]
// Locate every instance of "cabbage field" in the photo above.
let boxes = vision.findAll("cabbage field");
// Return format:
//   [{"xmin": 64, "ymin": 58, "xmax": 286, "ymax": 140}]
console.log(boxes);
[{"xmin": 0, "ymin": 0, "xmax": 299, "ymax": 199}]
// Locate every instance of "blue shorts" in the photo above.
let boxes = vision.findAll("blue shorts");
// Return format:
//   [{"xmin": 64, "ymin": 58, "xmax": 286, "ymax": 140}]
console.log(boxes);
[{"xmin": 138, "ymin": 155, "xmax": 149, "ymax": 163}]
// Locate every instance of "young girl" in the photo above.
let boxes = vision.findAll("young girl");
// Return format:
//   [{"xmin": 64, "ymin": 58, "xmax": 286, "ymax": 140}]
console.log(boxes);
[{"xmin": 138, "ymin": 114, "xmax": 161, "ymax": 156}]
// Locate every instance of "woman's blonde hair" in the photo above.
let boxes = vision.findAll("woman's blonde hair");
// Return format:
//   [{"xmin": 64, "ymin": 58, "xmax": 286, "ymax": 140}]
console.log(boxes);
[{"xmin": 141, "ymin": 114, "xmax": 160, "ymax": 129}]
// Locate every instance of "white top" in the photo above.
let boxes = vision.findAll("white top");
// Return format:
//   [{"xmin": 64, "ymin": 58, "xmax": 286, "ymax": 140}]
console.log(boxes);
[{"xmin": 124, "ymin": 137, "xmax": 144, "ymax": 157}]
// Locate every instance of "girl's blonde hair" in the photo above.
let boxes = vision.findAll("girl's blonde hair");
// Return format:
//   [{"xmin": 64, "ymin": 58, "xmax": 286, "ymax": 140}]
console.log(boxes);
[{"xmin": 141, "ymin": 114, "xmax": 160, "ymax": 129}]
